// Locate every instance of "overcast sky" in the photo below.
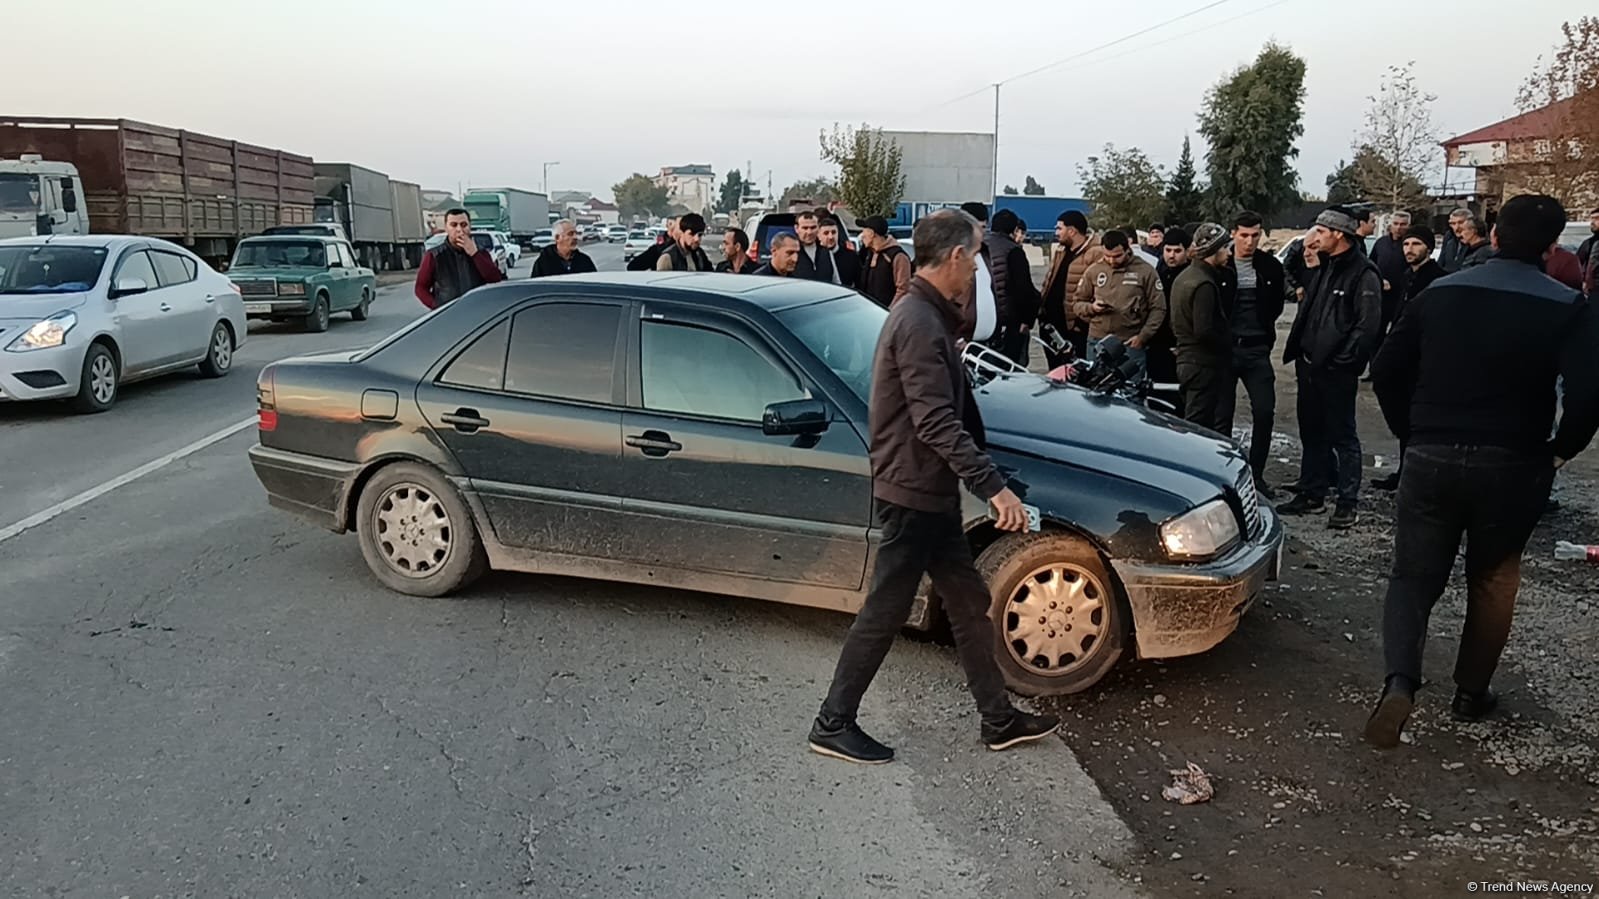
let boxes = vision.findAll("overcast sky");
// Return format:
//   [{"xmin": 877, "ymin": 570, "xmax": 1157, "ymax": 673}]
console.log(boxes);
[{"xmin": 13, "ymin": 0, "xmax": 1579, "ymax": 204}]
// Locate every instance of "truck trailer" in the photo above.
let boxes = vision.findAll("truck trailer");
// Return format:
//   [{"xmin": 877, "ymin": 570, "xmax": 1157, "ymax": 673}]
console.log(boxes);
[
  {"xmin": 462, "ymin": 188, "xmax": 550, "ymax": 248},
  {"xmin": 314, "ymin": 162, "xmax": 427, "ymax": 271},
  {"xmin": 0, "ymin": 116, "xmax": 314, "ymax": 263}
]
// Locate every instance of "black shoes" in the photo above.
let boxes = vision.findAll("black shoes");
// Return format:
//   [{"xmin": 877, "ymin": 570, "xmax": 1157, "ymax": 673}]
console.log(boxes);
[
  {"xmin": 808, "ymin": 719, "xmax": 894, "ymax": 764},
  {"xmin": 1452, "ymin": 688, "xmax": 1499, "ymax": 721},
  {"xmin": 1363, "ymin": 676, "xmax": 1416, "ymax": 749},
  {"xmin": 1253, "ymin": 474, "xmax": 1279, "ymax": 501},
  {"xmin": 1370, "ymin": 472, "xmax": 1401, "ymax": 491},
  {"xmin": 982, "ymin": 711, "xmax": 1061, "ymax": 751},
  {"xmin": 1278, "ymin": 494, "xmax": 1326, "ymax": 515},
  {"xmin": 1328, "ymin": 504, "xmax": 1359, "ymax": 529}
]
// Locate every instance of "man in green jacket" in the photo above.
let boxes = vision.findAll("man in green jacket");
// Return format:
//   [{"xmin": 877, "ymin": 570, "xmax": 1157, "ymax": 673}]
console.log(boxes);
[{"xmin": 1169, "ymin": 223, "xmax": 1234, "ymax": 434}]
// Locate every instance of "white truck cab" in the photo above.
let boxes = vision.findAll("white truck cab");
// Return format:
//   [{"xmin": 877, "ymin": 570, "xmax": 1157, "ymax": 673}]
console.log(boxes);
[{"xmin": 0, "ymin": 155, "xmax": 89, "ymax": 239}]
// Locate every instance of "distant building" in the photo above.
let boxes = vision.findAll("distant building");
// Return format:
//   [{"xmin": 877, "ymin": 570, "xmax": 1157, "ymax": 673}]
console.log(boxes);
[
  {"xmin": 551, "ymin": 190, "xmax": 593, "ymax": 207},
  {"xmin": 1441, "ymin": 98, "xmax": 1594, "ymax": 210},
  {"xmin": 575, "ymin": 198, "xmax": 620, "ymax": 226},
  {"xmin": 655, "ymin": 164, "xmax": 715, "ymax": 217}
]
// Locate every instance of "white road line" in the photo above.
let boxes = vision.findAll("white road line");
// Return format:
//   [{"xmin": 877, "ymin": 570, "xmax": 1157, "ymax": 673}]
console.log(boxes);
[{"xmin": 0, "ymin": 415, "xmax": 257, "ymax": 545}]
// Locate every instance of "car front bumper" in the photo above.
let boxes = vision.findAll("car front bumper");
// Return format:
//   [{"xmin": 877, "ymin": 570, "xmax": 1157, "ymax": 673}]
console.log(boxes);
[
  {"xmin": 0, "ymin": 342, "xmax": 85, "ymax": 402},
  {"xmin": 248, "ymin": 444, "xmax": 362, "ymax": 532},
  {"xmin": 242, "ymin": 298, "xmax": 314, "ymax": 318},
  {"xmin": 1111, "ymin": 504, "xmax": 1284, "ymax": 659}
]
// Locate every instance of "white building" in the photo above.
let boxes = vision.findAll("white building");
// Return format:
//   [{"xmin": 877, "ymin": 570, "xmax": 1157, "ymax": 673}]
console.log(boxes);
[{"xmin": 655, "ymin": 164, "xmax": 715, "ymax": 217}]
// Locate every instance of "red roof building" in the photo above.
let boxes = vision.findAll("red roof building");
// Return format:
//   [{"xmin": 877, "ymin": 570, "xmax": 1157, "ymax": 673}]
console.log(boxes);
[{"xmin": 1441, "ymin": 98, "xmax": 1590, "ymax": 208}]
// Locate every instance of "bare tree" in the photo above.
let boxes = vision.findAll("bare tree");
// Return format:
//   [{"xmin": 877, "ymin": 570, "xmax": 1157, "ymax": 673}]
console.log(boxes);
[
  {"xmin": 1352, "ymin": 62, "xmax": 1439, "ymax": 212},
  {"xmin": 1515, "ymin": 16, "xmax": 1599, "ymax": 207}
]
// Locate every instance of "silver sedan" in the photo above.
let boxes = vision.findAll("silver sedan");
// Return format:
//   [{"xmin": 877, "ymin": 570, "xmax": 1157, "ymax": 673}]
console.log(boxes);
[{"xmin": 0, "ymin": 235, "xmax": 247, "ymax": 413}]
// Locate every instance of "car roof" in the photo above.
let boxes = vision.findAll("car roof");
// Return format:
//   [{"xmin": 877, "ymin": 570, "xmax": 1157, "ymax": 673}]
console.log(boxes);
[
  {"xmin": 0, "ymin": 234, "xmax": 142, "ymax": 250},
  {"xmin": 240, "ymin": 234, "xmax": 338, "ymax": 243},
  {"xmin": 470, "ymin": 271, "xmax": 858, "ymax": 312}
]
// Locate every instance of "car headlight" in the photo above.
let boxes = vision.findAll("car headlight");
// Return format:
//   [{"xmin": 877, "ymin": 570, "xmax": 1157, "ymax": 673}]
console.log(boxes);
[
  {"xmin": 1160, "ymin": 498, "xmax": 1241, "ymax": 560},
  {"xmin": 278, "ymin": 282, "xmax": 306, "ymax": 295},
  {"xmin": 6, "ymin": 311, "xmax": 77, "ymax": 352}
]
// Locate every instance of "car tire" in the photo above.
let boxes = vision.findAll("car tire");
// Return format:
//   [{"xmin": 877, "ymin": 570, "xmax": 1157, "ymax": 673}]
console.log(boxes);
[
  {"xmin": 350, "ymin": 288, "xmax": 372, "ymax": 321},
  {"xmin": 355, "ymin": 462, "xmax": 488, "ymax": 598},
  {"xmin": 197, "ymin": 322, "xmax": 233, "ymax": 378},
  {"xmin": 304, "ymin": 294, "xmax": 330, "ymax": 332},
  {"xmin": 976, "ymin": 532, "xmax": 1130, "ymax": 697},
  {"xmin": 70, "ymin": 342, "xmax": 119, "ymax": 414}
]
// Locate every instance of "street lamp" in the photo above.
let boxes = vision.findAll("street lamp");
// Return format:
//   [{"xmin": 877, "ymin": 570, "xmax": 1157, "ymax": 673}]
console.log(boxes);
[{"xmin": 542, "ymin": 161, "xmax": 560, "ymax": 195}]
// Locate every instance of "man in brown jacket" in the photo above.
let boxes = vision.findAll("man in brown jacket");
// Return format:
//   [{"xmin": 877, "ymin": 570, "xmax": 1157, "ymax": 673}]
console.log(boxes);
[
  {"xmin": 810, "ymin": 208, "xmax": 1058, "ymax": 765},
  {"xmin": 1070, "ymin": 229, "xmax": 1165, "ymax": 378},
  {"xmin": 1038, "ymin": 210, "xmax": 1102, "ymax": 365}
]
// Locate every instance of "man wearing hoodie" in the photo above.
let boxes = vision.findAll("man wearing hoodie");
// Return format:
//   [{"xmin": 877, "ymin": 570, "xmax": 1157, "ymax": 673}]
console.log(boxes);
[{"xmin": 529, "ymin": 220, "xmax": 598, "ymax": 277}]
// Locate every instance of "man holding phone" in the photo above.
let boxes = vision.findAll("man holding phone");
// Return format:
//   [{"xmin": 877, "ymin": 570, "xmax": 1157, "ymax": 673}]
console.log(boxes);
[{"xmin": 809, "ymin": 209, "xmax": 1059, "ymax": 766}]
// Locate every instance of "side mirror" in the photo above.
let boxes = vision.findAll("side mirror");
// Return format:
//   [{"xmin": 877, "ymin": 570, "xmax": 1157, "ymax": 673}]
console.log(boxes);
[
  {"xmin": 762, "ymin": 398, "xmax": 829, "ymax": 436},
  {"xmin": 112, "ymin": 276, "xmax": 150, "ymax": 298},
  {"xmin": 61, "ymin": 180, "xmax": 78, "ymax": 214}
]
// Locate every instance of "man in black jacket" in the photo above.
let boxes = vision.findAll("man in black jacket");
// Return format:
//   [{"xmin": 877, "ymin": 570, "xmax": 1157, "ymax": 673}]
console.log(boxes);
[
  {"xmin": 1363, "ymin": 194, "xmax": 1599, "ymax": 749},
  {"xmin": 1371, "ymin": 224, "xmax": 1448, "ymax": 492},
  {"xmin": 716, "ymin": 227, "xmax": 754, "ymax": 273},
  {"xmin": 1169, "ymin": 223, "xmax": 1234, "ymax": 433},
  {"xmin": 1458, "ymin": 213, "xmax": 1494, "ymax": 268},
  {"xmin": 818, "ymin": 215, "xmax": 861, "ymax": 287},
  {"xmin": 1577, "ymin": 206, "xmax": 1599, "ymax": 296},
  {"xmin": 1221, "ymin": 212, "xmax": 1289, "ymax": 493},
  {"xmin": 1147, "ymin": 226, "xmax": 1190, "ymax": 413},
  {"xmin": 752, "ymin": 233, "xmax": 800, "ymax": 277},
  {"xmin": 855, "ymin": 215, "xmax": 912, "ymax": 306},
  {"xmin": 414, "ymin": 208, "xmax": 505, "ymax": 309},
  {"xmin": 529, "ymin": 220, "xmax": 598, "ymax": 277},
  {"xmin": 984, "ymin": 209, "xmax": 1042, "ymax": 365},
  {"xmin": 656, "ymin": 213, "xmax": 712, "ymax": 271},
  {"xmin": 626, "ymin": 216, "xmax": 676, "ymax": 271},
  {"xmin": 1279, "ymin": 207, "xmax": 1383, "ymax": 529},
  {"xmin": 1370, "ymin": 211, "xmax": 1412, "ymax": 336}
]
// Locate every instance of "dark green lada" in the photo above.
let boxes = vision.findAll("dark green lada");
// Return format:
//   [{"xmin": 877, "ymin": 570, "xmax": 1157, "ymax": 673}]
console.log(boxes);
[{"xmin": 227, "ymin": 236, "xmax": 376, "ymax": 333}]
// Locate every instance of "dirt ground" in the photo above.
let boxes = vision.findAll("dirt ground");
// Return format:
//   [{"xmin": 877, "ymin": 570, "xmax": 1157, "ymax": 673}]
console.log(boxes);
[{"xmin": 1036, "ymin": 308, "xmax": 1599, "ymax": 897}]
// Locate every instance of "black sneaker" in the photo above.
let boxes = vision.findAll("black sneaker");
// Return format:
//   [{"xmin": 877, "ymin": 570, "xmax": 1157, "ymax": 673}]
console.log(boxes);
[
  {"xmin": 808, "ymin": 719, "xmax": 894, "ymax": 764},
  {"xmin": 1278, "ymin": 494, "xmax": 1326, "ymax": 516},
  {"xmin": 1328, "ymin": 504, "xmax": 1359, "ymax": 529},
  {"xmin": 1363, "ymin": 680, "xmax": 1414, "ymax": 749},
  {"xmin": 1370, "ymin": 473, "xmax": 1401, "ymax": 491},
  {"xmin": 1451, "ymin": 688, "xmax": 1498, "ymax": 721},
  {"xmin": 1253, "ymin": 475, "xmax": 1279, "ymax": 501},
  {"xmin": 982, "ymin": 711, "xmax": 1060, "ymax": 751}
]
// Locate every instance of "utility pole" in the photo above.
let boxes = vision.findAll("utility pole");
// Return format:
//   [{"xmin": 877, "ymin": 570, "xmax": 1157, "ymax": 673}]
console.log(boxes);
[
  {"xmin": 991, "ymin": 83, "xmax": 1001, "ymax": 202},
  {"xmin": 542, "ymin": 161, "xmax": 560, "ymax": 195}
]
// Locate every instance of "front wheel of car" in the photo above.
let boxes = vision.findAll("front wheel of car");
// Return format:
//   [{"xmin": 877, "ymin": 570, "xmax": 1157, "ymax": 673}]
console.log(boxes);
[
  {"xmin": 977, "ymin": 532, "xmax": 1130, "ymax": 697},
  {"xmin": 70, "ymin": 342, "xmax": 119, "ymax": 414},
  {"xmin": 350, "ymin": 288, "xmax": 372, "ymax": 321},
  {"xmin": 304, "ymin": 295, "xmax": 330, "ymax": 333},
  {"xmin": 198, "ymin": 322, "xmax": 233, "ymax": 378},
  {"xmin": 356, "ymin": 462, "xmax": 488, "ymax": 597}
]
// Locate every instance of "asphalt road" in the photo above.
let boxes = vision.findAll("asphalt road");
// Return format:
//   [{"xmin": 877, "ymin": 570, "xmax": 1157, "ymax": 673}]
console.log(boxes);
[{"xmin": 0, "ymin": 244, "xmax": 1141, "ymax": 898}]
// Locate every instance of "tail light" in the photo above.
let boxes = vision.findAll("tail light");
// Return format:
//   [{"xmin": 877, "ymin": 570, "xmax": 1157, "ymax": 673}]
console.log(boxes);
[{"xmin": 257, "ymin": 365, "xmax": 277, "ymax": 432}]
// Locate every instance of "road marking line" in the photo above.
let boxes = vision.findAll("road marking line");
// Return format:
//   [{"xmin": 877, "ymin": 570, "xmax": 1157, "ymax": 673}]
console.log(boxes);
[{"xmin": 0, "ymin": 415, "xmax": 257, "ymax": 545}]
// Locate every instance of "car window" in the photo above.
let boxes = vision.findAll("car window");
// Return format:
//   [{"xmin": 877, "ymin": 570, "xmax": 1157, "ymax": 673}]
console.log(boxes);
[
  {"xmin": 640, "ymin": 321, "xmax": 807, "ymax": 422},
  {"xmin": 503, "ymin": 303, "xmax": 621, "ymax": 403},
  {"xmin": 116, "ymin": 250, "xmax": 159, "ymax": 288},
  {"xmin": 439, "ymin": 319, "xmax": 511, "ymax": 391},
  {"xmin": 338, "ymin": 244, "xmax": 357, "ymax": 268},
  {"xmin": 149, "ymin": 250, "xmax": 196, "ymax": 287}
]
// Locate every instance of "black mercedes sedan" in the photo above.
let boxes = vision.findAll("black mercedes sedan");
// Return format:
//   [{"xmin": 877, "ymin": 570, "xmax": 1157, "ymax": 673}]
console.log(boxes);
[{"xmin": 248, "ymin": 272, "xmax": 1282, "ymax": 696}]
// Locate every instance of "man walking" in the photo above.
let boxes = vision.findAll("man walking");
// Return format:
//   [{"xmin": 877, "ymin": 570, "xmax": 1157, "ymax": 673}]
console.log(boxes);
[
  {"xmin": 1364, "ymin": 194, "xmax": 1599, "ymax": 748},
  {"xmin": 657, "ymin": 213, "xmax": 712, "ymax": 271},
  {"xmin": 985, "ymin": 208, "xmax": 1042, "ymax": 366},
  {"xmin": 1169, "ymin": 223, "xmax": 1234, "ymax": 433},
  {"xmin": 1223, "ymin": 212, "xmax": 1289, "ymax": 493},
  {"xmin": 752, "ymin": 233, "xmax": 801, "ymax": 277},
  {"xmin": 1039, "ymin": 211, "xmax": 1102, "ymax": 364},
  {"xmin": 414, "ymin": 207, "xmax": 504, "ymax": 309},
  {"xmin": 1371, "ymin": 224, "xmax": 1447, "ymax": 492},
  {"xmin": 809, "ymin": 209, "xmax": 1058, "ymax": 764},
  {"xmin": 1069, "ymin": 230, "xmax": 1164, "ymax": 378},
  {"xmin": 818, "ymin": 215, "xmax": 862, "ymax": 287},
  {"xmin": 1279, "ymin": 207, "xmax": 1383, "ymax": 529},
  {"xmin": 855, "ymin": 215, "xmax": 912, "ymax": 306},
  {"xmin": 529, "ymin": 220, "xmax": 597, "ymax": 277},
  {"xmin": 716, "ymin": 228, "xmax": 754, "ymax": 273}
]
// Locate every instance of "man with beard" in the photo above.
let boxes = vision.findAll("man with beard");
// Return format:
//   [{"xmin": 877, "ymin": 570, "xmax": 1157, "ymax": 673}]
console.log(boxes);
[
  {"xmin": 1038, "ymin": 210, "xmax": 1102, "ymax": 365},
  {"xmin": 1371, "ymin": 224, "xmax": 1447, "ymax": 492},
  {"xmin": 855, "ymin": 215, "xmax": 912, "ymax": 306},
  {"xmin": 656, "ymin": 213, "xmax": 713, "ymax": 271},
  {"xmin": 716, "ymin": 227, "xmax": 754, "ymax": 274}
]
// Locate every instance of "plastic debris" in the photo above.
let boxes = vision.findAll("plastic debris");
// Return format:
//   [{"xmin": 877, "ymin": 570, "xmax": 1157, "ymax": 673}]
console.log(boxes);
[
  {"xmin": 1554, "ymin": 541, "xmax": 1599, "ymax": 563},
  {"xmin": 1162, "ymin": 763, "xmax": 1215, "ymax": 805}
]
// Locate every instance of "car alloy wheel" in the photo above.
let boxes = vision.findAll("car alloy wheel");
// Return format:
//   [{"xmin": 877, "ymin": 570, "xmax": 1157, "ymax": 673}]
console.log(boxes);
[
  {"xmin": 89, "ymin": 353, "xmax": 117, "ymax": 405},
  {"xmin": 1002, "ymin": 562, "xmax": 1109, "ymax": 676},
  {"xmin": 372, "ymin": 482, "xmax": 454, "ymax": 577},
  {"xmin": 209, "ymin": 325, "xmax": 232, "ymax": 372}
]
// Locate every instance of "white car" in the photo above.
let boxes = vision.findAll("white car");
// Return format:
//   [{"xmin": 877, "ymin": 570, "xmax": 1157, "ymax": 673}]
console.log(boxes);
[
  {"xmin": 606, "ymin": 225, "xmax": 628, "ymax": 243},
  {"xmin": 622, "ymin": 230, "xmax": 656, "ymax": 262},
  {"xmin": 494, "ymin": 231, "xmax": 521, "ymax": 267},
  {"xmin": 0, "ymin": 235, "xmax": 246, "ymax": 413}
]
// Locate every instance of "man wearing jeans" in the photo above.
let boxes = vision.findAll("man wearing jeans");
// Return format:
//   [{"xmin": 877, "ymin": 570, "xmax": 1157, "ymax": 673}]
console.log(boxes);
[
  {"xmin": 810, "ymin": 209, "xmax": 1059, "ymax": 765},
  {"xmin": 1363, "ymin": 194, "xmax": 1599, "ymax": 749}
]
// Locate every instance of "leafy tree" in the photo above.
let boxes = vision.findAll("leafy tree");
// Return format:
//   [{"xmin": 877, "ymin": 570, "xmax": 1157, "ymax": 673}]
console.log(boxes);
[
  {"xmin": 780, "ymin": 177, "xmax": 836, "ymax": 208},
  {"xmin": 1353, "ymin": 62, "xmax": 1439, "ymax": 211},
  {"xmin": 1023, "ymin": 175, "xmax": 1046, "ymax": 196},
  {"xmin": 1002, "ymin": 184, "xmax": 1019, "ymax": 195},
  {"xmin": 1515, "ymin": 16, "xmax": 1599, "ymax": 206},
  {"xmin": 1164, "ymin": 136, "xmax": 1205, "ymax": 225},
  {"xmin": 819, "ymin": 123, "xmax": 907, "ymax": 217},
  {"xmin": 1196, "ymin": 42, "xmax": 1308, "ymax": 223},
  {"xmin": 612, "ymin": 173, "xmax": 671, "ymax": 220},
  {"xmin": 1077, "ymin": 144, "xmax": 1167, "ymax": 230},
  {"xmin": 1325, "ymin": 158, "xmax": 1360, "ymax": 204},
  {"xmin": 716, "ymin": 169, "xmax": 748, "ymax": 214}
]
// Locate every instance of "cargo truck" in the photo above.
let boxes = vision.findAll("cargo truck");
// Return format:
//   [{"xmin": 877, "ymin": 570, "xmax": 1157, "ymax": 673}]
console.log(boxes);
[
  {"xmin": 462, "ymin": 188, "xmax": 550, "ymax": 248},
  {"xmin": 0, "ymin": 116, "xmax": 314, "ymax": 264},
  {"xmin": 314, "ymin": 163, "xmax": 424, "ymax": 271},
  {"xmin": 388, "ymin": 179, "xmax": 425, "ymax": 269}
]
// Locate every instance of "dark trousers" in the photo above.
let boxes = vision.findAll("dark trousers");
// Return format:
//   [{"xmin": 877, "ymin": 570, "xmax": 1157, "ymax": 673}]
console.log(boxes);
[
  {"xmin": 1220, "ymin": 343, "xmax": 1277, "ymax": 477},
  {"xmin": 1294, "ymin": 361, "xmax": 1362, "ymax": 506},
  {"xmin": 1177, "ymin": 356, "xmax": 1230, "ymax": 435},
  {"xmin": 1382, "ymin": 445, "xmax": 1555, "ymax": 695},
  {"xmin": 986, "ymin": 325, "xmax": 1031, "ymax": 367},
  {"xmin": 819, "ymin": 502, "xmax": 1015, "ymax": 729}
]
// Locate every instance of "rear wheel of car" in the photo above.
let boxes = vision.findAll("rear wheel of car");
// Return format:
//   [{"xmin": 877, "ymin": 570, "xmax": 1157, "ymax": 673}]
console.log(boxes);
[
  {"xmin": 304, "ymin": 294, "xmax": 330, "ymax": 332},
  {"xmin": 356, "ymin": 462, "xmax": 488, "ymax": 597},
  {"xmin": 976, "ymin": 532, "xmax": 1129, "ymax": 697},
  {"xmin": 198, "ymin": 322, "xmax": 233, "ymax": 378},
  {"xmin": 350, "ymin": 288, "xmax": 372, "ymax": 321},
  {"xmin": 71, "ymin": 342, "xmax": 119, "ymax": 414}
]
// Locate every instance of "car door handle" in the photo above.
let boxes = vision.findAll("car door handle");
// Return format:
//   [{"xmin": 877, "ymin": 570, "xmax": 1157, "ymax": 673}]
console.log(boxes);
[
  {"xmin": 159, "ymin": 303, "xmax": 172, "ymax": 312},
  {"xmin": 205, "ymin": 294, "xmax": 216, "ymax": 304},
  {"xmin": 440, "ymin": 408, "xmax": 490, "ymax": 432},
  {"xmin": 625, "ymin": 430, "xmax": 682, "ymax": 457}
]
